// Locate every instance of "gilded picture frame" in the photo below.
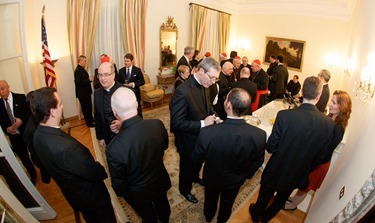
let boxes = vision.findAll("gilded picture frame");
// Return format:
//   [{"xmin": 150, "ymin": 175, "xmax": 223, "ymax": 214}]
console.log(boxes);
[{"xmin": 264, "ymin": 36, "xmax": 306, "ymax": 72}]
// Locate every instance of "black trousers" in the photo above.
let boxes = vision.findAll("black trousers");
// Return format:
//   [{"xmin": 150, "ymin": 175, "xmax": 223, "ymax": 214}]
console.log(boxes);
[
  {"xmin": 80, "ymin": 198, "xmax": 117, "ymax": 223},
  {"xmin": 78, "ymin": 96, "xmax": 94, "ymax": 126},
  {"xmin": 9, "ymin": 134, "xmax": 36, "ymax": 178},
  {"xmin": 252, "ymin": 185, "xmax": 293, "ymax": 223},
  {"xmin": 204, "ymin": 183, "xmax": 242, "ymax": 223},
  {"xmin": 125, "ymin": 191, "xmax": 170, "ymax": 223},
  {"xmin": 178, "ymin": 150, "xmax": 202, "ymax": 195}
]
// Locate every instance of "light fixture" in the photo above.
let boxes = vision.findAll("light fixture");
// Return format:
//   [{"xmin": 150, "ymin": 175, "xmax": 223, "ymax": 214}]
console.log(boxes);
[
  {"xmin": 353, "ymin": 53, "xmax": 375, "ymax": 102},
  {"xmin": 343, "ymin": 57, "xmax": 355, "ymax": 77}
]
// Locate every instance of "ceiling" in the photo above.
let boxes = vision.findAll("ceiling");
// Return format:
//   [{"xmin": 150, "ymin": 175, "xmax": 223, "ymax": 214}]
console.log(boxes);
[{"xmin": 197, "ymin": 0, "xmax": 355, "ymax": 19}]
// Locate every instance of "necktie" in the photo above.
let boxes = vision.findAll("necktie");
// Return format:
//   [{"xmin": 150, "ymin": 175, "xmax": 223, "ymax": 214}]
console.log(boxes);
[
  {"xmin": 126, "ymin": 68, "xmax": 130, "ymax": 81},
  {"xmin": 4, "ymin": 99, "xmax": 15, "ymax": 125}
]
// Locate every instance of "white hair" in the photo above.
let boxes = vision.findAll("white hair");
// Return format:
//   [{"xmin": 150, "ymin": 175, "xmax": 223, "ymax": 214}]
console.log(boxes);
[{"xmin": 111, "ymin": 87, "xmax": 138, "ymax": 119}]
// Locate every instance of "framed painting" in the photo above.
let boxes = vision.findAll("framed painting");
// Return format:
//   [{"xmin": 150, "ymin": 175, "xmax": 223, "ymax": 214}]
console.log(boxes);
[{"xmin": 264, "ymin": 36, "xmax": 306, "ymax": 72}]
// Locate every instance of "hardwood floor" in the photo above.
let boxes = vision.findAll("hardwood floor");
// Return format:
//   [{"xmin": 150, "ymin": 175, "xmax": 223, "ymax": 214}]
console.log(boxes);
[{"xmin": 35, "ymin": 94, "xmax": 305, "ymax": 223}]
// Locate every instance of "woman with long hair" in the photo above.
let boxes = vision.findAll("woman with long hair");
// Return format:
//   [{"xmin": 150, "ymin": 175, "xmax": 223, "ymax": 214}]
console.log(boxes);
[{"xmin": 283, "ymin": 90, "xmax": 352, "ymax": 210}]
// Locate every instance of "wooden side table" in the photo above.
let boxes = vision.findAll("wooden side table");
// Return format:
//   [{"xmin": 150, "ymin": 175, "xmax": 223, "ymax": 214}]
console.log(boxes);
[{"xmin": 157, "ymin": 74, "xmax": 175, "ymax": 86}]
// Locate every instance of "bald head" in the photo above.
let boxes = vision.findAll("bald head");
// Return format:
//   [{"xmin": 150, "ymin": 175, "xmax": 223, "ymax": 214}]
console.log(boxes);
[
  {"xmin": 0, "ymin": 80, "xmax": 10, "ymax": 99},
  {"xmin": 240, "ymin": 67, "xmax": 251, "ymax": 78},
  {"xmin": 222, "ymin": 61, "xmax": 234, "ymax": 76},
  {"xmin": 111, "ymin": 87, "xmax": 138, "ymax": 121}
]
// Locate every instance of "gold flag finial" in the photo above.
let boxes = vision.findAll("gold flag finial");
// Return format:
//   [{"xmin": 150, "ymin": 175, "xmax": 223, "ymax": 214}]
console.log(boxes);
[{"xmin": 42, "ymin": 5, "xmax": 45, "ymax": 14}]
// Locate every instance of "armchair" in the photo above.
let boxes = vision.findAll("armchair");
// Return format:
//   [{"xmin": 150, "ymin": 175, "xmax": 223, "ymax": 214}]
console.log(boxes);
[{"xmin": 140, "ymin": 73, "xmax": 165, "ymax": 109}]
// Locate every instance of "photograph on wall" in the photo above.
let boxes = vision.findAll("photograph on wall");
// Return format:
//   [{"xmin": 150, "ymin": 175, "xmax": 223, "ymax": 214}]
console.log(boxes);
[{"xmin": 264, "ymin": 36, "xmax": 306, "ymax": 72}]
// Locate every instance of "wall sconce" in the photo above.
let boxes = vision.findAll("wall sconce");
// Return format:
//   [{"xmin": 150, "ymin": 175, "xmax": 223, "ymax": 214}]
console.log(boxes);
[
  {"xmin": 324, "ymin": 53, "xmax": 339, "ymax": 68},
  {"xmin": 343, "ymin": 57, "xmax": 355, "ymax": 77},
  {"xmin": 353, "ymin": 53, "xmax": 375, "ymax": 102},
  {"xmin": 239, "ymin": 39, "xmax": 250, "ymax": 54}
]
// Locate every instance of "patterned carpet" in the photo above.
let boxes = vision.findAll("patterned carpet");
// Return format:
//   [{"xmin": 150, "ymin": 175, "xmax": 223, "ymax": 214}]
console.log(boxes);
[{"xmin": 93, "ymin": 106, "xmax": 261, "ymax": 223}]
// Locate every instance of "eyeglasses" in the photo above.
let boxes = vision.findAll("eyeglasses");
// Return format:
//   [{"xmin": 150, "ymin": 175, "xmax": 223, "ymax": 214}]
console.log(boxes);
[
  {"xmin": 97, "ymin": 72, "xmax": 113, "ymax": 78},
  {"xmin": 205, "ymin": 72, "xmax": 219, "ymax": 82}
]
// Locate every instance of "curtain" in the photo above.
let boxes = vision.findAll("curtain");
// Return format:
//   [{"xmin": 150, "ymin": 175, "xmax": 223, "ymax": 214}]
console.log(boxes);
[
  {"xmin": 67, "ymin": 0, "xmax": 100, "ymax": 71},
  {"xmin": 91, "ymin": 0, "xmax": 125, "ymax": 74},
  {"xmin": 190, "ymin": 4, "xmax": 230, "ymax": 61},
  {"xmin": 119, "ymin": 0, "xmax": 148, "ymax": 71},
  {"xmin": 219, "ymin": 13, "xmax": 230, "ymax": 56},
  {"xmin": 190, "ymin": 4, "xmax": 207, "ymax": 52}
]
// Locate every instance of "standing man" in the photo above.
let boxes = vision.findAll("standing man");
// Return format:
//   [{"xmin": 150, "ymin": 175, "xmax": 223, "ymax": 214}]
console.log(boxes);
[
  {"xmin": 107, "ymin": 87, "xmax": 171, "ymax": 223},
  {"xmin": 250, "ymin": 59, "xmax": 269, "ymax": 108},
  {"xmin": 118, "ymin": 53, "xmax": 145, "ymax": 117},
  {"xmin": 231, "ymin": 67, "xmax": 257, "ymax": 115},
  {"xmin": 266, "ymin": 55, "xmax": 277, "ymax": 76},
  {"xmin": 230, "ymin": 56, "xmax": 242, "ymax": 83},
  {"xmin": 170, "ymin": 57, "xmax": 221, "ymax": 203},
  {"xmin": 249, "ymin": 76, "xmax": 334, "ymax": 223},
  {"xmin": 192, "ymin": 88, "xmax": 266, "ymax": 223},
  {"xmin": 0, "ymin": 80, "xmax": 37, "ymax": 184},
  {"xmin": 175, "ymin": 46, "xmax": 194, "ymax": 78},
  {"xmin": 74, "ymin": 55, "xmax": 95, "ymax": 127},
  {"xmin": 94, "ymin": 62, "xmax": 123, "ymax": 148},
  {"xmin": 31, "ymin": 87, "xmax": 116, "ymax": 223},
  {"xmin": 214, "ymin": 61, "xmax": 233, "ymax": 120},
  {"xmin": 316, "ymin": 69, "xmax": 331, "ymax": 113},
  {"xmin": 269, "ymin": 55, "xmax": 289, "ymax": 101}
]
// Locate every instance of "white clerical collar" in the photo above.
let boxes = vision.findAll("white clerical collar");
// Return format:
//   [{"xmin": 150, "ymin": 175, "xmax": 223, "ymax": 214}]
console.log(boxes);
[{"xmin": 104, "ymin": 82, "xmax": 116, "ymax": 92}]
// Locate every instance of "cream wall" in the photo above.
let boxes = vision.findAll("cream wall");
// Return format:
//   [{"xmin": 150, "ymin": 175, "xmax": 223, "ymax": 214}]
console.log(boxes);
[{"xmin": 306, "ymin": 0, "xmax": 375, "ymax": 222}]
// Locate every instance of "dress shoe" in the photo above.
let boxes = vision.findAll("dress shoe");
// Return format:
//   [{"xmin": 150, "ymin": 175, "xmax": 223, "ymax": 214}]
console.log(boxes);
[
  {"xmin": 193, "ymin": 178, "xmax": 204, "ymax": 186},
  {"xmin": 182, "ymin": 193, "xmax": 198, "ymax": 203},
  {"xmin": 282, "ymin": 203, "xmax": 297, "ymax": 211}
]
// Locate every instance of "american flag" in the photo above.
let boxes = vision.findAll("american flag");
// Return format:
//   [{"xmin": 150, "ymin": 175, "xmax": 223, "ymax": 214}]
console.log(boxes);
[{"xmin": 41, "ymin": 5, "xmax": 56, "ymax": 88}]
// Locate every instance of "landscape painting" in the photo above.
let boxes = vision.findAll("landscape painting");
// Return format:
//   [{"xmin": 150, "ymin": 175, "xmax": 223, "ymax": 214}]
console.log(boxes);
[{"xmin": 264, "ymin": 36, "xmax": 306, "ymax": 72}]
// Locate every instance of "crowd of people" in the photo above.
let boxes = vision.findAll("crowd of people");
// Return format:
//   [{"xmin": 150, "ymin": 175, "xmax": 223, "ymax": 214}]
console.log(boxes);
[{"xmin": 0, "ymin": 47, "xmax": 352, "ymax": 223}]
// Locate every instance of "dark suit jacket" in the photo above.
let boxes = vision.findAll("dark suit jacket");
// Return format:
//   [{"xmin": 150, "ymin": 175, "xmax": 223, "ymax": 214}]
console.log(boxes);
[
  {"xmin": 269, "ymin": 64, "xmax": 289, "ymax": 100},
  {"xmin": 316, "ymin": 84, "xmax": 330, "ymax": 112},
  {"xmin": 170, "ymin": 76, "xmax": 215, "ymax": 155},
  {"xmin": 106, "ymin": 116, "xmax": 171, "ymax": 204},
  {"xmin": 251, "ymin": 68, "xmax": 269, "ymax": 91},
  {"xmin": 0, "ymin": 92, "xmax": 29, "ymax": 137},
  {"xmin": 175, "ymin": 56, "xmax": 191, "ymax": 78},
  {"xmin": 33, "ymin": 125, "xmax": 112, "ymax": 212},
  {"xmin": 231, "ymin": 78, "xmax": 257, "ymax": 115},
  {"xmin": 74, "ymin": 65, "xmax": 92, "ymax": 99},
  {"xmin": 118, "ymin": 66, "xmax": 145, "ymax": 101},
  {"xmin": 286, "ymin": 80, "xmax": 301, "ymax": 96},
  {"xmin": 192, "ymin": 118, "xmax": 266, "ymax": 187},
  {"xmin": 94, "ymin": 82, "xmax": 123, "ymax": 144},
  {"xmin": 213, "ymin": 72, "xmax": 231, "ymax": 119},
  {"xmin": 261, "ymin": 103, "xmax": 334, "ymax": 192}
]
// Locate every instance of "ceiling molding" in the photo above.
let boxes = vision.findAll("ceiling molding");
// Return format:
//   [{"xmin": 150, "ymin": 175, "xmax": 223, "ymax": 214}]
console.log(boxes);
[{"xmin": 195, "ymin": 0, "xmax": 354, "ymax": 20}]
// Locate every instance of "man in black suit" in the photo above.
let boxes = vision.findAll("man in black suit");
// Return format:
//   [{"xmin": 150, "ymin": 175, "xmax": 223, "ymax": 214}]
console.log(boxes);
[
  {"xmin": 249, "ymin": 76, "xmax": 334, "ymax": 223},
  {"xmin": 0, "ymin": 80, "xmax": 37, "ymax": 184},
  {"xmin": 118, "ymin": 53, "xmax": 145, "ymax": 117},
  {"xmin": 316, "ymin": 69, "xmax": 331, "ymax": 113},
  {"xmin": 269, "ymin": 55, "xmax": 289, "ymax": 101},
  {"xmin": 74, "ymin": 55, "xmax": 95, "ymax": 127},
  {"xmin": 30, "ymin": 87, "xmax": 116, "ymax": 223},
  {"xmin": 175, "ymin": 46, "xmax": 194, "ymax": 78},
  {"xmin": 170, "ymin": 57, "xmax": 221, "ymax": 203},
  {"xmin": 231, "ymin": 67, "xmax": 257, "ymax": 115},
  {"xmin": 250, "ymin": 59, "xmax": 269, "ymax": 108},
  {"xmin": 94, "ymin": 62, "xmax": 123, "ymax": 148},
  {"xmin": 192, "ymin": 88, "xmax": 266, "ymax": 223},
  {"xmin": 107, "ymin": 87, "xmax": 171, "ymax": 223},
  {"xmin": 214, "ymin": 61, "xmax": 233, "ymax": 120}
]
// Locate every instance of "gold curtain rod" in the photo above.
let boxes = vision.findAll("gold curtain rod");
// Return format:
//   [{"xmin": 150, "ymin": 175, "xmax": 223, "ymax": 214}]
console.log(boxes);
[{"xmin": 189, "ymin": 2, "xmax": 231, "ymax": 16}]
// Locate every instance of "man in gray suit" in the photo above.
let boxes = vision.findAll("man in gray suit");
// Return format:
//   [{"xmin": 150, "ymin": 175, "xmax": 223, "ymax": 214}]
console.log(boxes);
[{"xmin": 249, "ymin": 76, "xmax": 334, "ymax": 223}]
